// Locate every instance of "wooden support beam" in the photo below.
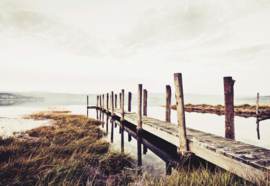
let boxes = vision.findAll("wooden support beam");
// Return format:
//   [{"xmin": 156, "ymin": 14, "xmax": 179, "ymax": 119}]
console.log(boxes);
[
  {"xmin": 166, "ymin": 85, "xmax": 171, "ymax": 122},
  {"xmin": 143, "ymin": 89, "xmax": 147, "ymax": 116},
  {"xmin": 137, "ymin": 84, "xmax": 143, "ymax": 132},
  {"xmin": 102, "ymin": 94, "xmax": 105, "ymax": 110},
  {"xmin": 224, "ymin": 77, "xmax": 235, "ymax": 140},
  {"xmin": 128, "ymin": 133, "xmax": 132, "ymax": 142},
  {"xmin": 120, "ymin": 93, "xmax": 122, "ymax": 110},
  {"xmin": 121, "ymin": 124, "xmax": 124, "ymax": 153},
  {"xmin": 121, "ymin": 89, "xmax": 125, "ymax": 121},
  {"xmin": 87, "ymin": 95, "xmax": 89, "ymax": 107},
  {"xmin": 96, "ymin": 96, "xmax": 99, "ymax": 108},
  {"xmin": 143, "ymin": 144, "xmax": 147, "ymax": 154},
  {"xmin": 115, "ymin": 94, "xmax": 117, "ymax": 108},
  {"xmin": 99, "ymin": 95, "xmax": 102, "ymax": 109},
  {"xmin": 128, "ymin": 92, "xmax": 132, "ymax": 112},
  {"xmin": 106, "ymin": 93, "xmax": 109, "ymax": 112},
  {"xmin": 111, "ymin": 119, "xmax": 114, "ymax": 143},
  {"xmin": 111, "ymin": 91, "xmax": 114, "ymax": 116},
  {"xmin": 174, "ymin": 73, "xmax": 188, "ymax": 152},
  {"xmin": 256, "ymin": 93, "xmax": 259, "ymax": 116}
]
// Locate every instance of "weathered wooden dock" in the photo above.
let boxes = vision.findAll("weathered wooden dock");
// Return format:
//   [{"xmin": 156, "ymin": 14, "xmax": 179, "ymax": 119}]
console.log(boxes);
[
  {"xmin": 96, "ymin": 107, "xmax": 270, "ymax": 184},
  {"xmin": 87, "ymin": 73, "xmax": 270, "ymax": 184}
]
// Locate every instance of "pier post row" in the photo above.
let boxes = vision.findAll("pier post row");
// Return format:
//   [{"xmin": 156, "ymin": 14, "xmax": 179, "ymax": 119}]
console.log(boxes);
[
  {"xmin": 87, "ymin": 73, "xmax": 270, "ymax": 184},
  {"xmin": 223, "ymin": 76, "xmax": 235, "ymax": 140}
]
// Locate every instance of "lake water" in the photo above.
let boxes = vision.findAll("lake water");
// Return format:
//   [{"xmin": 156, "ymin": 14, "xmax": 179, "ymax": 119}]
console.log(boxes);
[{"xmin": 1, "ymin": 93, "xmax": 270, "ymax": 174}]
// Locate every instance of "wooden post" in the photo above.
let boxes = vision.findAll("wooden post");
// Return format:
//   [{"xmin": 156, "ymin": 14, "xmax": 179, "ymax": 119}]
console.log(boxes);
[
  {"xmin": 115, "ymin": 94, "xmax": 117, "ymax": 108},
  {"xmin": 166, "ymin": 162, "xmax": 172, "ymax": 175},
  {"xmin": 256, "ymin": 93, "xmax": 259, "ymax": 116},
  {"xmin": 111, "ymin": 91, "xmax": 114, "ymax": 116},
  {"xmin": 111, "ymin": 119, "xmax": 114, "ymax": 143},
  {"xmin": 128, "ymin": 92, "xmax": 132, "ymax": 112},
  {"xmin": 121, "ymin": 124, "xmax": 124, "ymax": 153},
  {"xmin": 143, "ymin": 144, "xmax": 147, "ymax": 154},
  {"xmin": 174, "ymin": 73, "xmax": 188, "ymax": 152},
  {"xmin": 143, "ymin": 89, "xmax": 147, "ymax": 116},
  {"xmin": 120, "ymin": 93, "xmax": 122, "ymax": 109},
  {"xmin": 99, "ymin": 95, "xmax": 102, "ymax": 109},
  {"xmin": 106, "ymin": 93, "xmax": 109, "ymax": 112},
  {"xmin": 96, "ymin": 96, "xmax": 99, "ymax": 108},
  {"xmin": 137, "ymin": 84, "xmax": 143, "ymax": 132},
  {"xmin": 121, "ymin": 89, "xmax": 124, "ymax": 121},
  {"xmin": 106, "ymin": 115, "xmax": 108, "ymax": 133},
  {"xmin": 224, "ymin": 77, "xmax": 235, "ymax": 140},
  {"xmin": 87, "ymin": 95, "xmax": 89, "ymax": 107},
  {"xmin": 102, "ymin": 94, "xmax": 105, "ymax": 110},
  {"xmin": 166, "ymin": 85, "xmax": 171, "ymax": 122},
  {"xmin": 128, "ymin": 133, "xmax": 132, "ymax": 142}
]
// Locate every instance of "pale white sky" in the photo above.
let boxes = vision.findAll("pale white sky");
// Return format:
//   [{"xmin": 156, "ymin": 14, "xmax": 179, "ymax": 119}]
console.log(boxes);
[{"xmin": 1, "ymin": 0, "xmax": 270, "ymax": 95}]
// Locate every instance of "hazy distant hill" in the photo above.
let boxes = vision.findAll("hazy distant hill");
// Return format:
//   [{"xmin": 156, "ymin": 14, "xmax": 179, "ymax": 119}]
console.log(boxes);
[{"xmin": 0, "ymin": 93, "xmax": 38, "ymax": 100}]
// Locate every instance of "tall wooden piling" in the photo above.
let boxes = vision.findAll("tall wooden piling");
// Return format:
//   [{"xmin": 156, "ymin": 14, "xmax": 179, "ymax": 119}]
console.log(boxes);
[
  {"xmin": 87, "ymin": 95, "xmax": 89, "ymax": 107},
  {"xmin": 115, "ymin": 94, "xmax": 117, "ymax": 108},
  {"xmin": 128, "ymin": 92, "xmax": 132, "ymax": 112},
  {"xmin": 120, "ymin": 93, "xmax": 122, "ymax": 109},
  {"xmin": 106, "ymin": 93, "xmax": 109, "ymax": 112},
  {"xmin": 256, "ymin": 93, "xmax": 259, "ymax": 116},
  {"xmin": 166, "ymin": 85, "xmax": 171, "ymax": 122},
  {"xmin": 111, "ymin": 91, "xmax": 114, "ymax": 116},
  {"xmin": 174, "ymin": 73, "xmax": 188, "ymax": 152},
  {"xmin": 111, "ymin": 119, "xmax": 114, "ymax": 143},
  {"xmin": 121, "ymin": 124, "xmax": 124, "ymax": 153},
  {"xmin": 121, "ymin": 89, "xmax": 124, "ymax": 121},
  {"xmin": 96, "ymin": 96, "xmax": 99, "ymax": 108},
  {"xmin": 102, "ymin": 94, "xmax": 105, "ymax": 110},
  {"xmin": 99, "ymin": 95, "xmax": 102, "ymax": 109},
  {"xmin": 143, "ymin": 89, "xmax": 147, "ymax": 116},
  {"xmin": 224, "ymin": 77, "xmax": 235, "ymax": 140},
  {"xmin": 137, "ymin": 84, "xmax": 143, "ymax": 132}
]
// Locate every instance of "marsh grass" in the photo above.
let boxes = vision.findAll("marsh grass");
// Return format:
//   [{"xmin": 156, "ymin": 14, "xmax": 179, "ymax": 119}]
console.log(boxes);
[{"xmin": 0, "ymin": 110, "xmax": 134, "ymax": 185}]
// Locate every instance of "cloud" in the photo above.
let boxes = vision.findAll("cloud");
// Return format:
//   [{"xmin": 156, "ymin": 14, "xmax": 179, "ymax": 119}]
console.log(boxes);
[{"xmin": 0, "ymin": 0, "xmax": 101, "ymax": 57}]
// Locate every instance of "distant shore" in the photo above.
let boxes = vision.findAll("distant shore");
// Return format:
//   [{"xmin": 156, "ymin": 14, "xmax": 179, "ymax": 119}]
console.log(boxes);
[{"xmin": 162, "ymin": 103, "xmax": 270, "ymax": 118}]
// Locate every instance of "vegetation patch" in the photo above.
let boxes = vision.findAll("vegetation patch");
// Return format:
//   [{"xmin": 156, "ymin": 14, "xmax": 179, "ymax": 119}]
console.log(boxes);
[{"xmin": 0, "ymin": 110, "xmax": 134, "ymax": 185}]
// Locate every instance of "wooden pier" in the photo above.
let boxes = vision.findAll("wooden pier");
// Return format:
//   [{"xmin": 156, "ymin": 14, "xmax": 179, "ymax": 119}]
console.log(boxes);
[{"xmin": 87, "ymin": 73, "xmax": 270, "ymax": 184}]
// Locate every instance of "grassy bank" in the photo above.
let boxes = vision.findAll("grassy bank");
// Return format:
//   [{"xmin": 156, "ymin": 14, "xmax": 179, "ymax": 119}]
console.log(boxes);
[
  {"xmin": 0, "ymin": 110, "xmax": 258, "ymax": 185},
  {"xmin": 0, "ymin": 110, "xmax": 133, "ymax": 185}
]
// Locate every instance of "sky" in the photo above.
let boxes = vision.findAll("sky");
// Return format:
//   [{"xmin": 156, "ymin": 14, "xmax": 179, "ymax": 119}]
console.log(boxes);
[{"xmin": 1, "ymin": 0, "xmax": 270, "ymax": 95}]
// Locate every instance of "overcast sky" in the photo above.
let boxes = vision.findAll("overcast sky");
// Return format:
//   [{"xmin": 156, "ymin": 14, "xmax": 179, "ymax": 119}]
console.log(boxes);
[{"xmin": 1, "ymin": 0, "xmax": 270, "ymax": 95}]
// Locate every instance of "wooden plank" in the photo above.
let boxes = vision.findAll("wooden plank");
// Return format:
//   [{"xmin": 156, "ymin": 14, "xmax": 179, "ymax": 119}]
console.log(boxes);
[{"xmin": 174, "ymin": 73, "xmax": 188, "ymax": 152}]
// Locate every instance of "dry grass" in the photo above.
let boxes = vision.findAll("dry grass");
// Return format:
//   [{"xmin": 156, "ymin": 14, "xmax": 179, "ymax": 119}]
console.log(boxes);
[{"xmin": 0, "ymin": 110, "xmax": 134, "ymax": 185}]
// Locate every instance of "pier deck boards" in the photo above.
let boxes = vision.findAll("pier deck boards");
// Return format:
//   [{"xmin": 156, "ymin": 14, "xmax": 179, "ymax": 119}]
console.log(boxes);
[{"xmin": 95, "ymin": 106, "xmax": 269, "ymax": 183}]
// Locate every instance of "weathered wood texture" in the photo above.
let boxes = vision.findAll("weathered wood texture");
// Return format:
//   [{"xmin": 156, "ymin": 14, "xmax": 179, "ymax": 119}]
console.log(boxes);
[
  {"xmin": 166, "ymin": 85, "xmax": 171, "ymax": 122},
  {"xmin": 143, "ymin": 89, "xmax": 147, "ymax": 116},
  {"xmin": 174, "ymin": 73, "xmax": 188, "ymax": 152},
  {"xmin": 96, "ymin": 96, "xmax": 99, "ymax": 107},
  {"xmin": 105, "ymin": 107, "xmax": 270, "ymax": 184},
  {"xmin": 137, "ymin": 84, "xmax": 142, "ymax": 132},
  {"xmin": 128, "ymin": 92, "xmax": 132, "ymax": 112},
  {"xmin": 224, "ymin": 77, "xmax": 235, "ymax": 139}
]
